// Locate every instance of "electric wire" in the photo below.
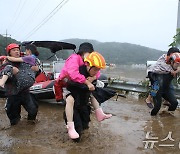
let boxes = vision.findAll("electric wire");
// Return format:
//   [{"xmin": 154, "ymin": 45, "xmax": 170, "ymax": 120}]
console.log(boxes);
[
  {"xmin": 22, "ymin": 0, "xmax": 69, "ymax": 40},
  {"xmin": 8, "ymin": 0, "xmax": 28, "ymax": 32},
  {"xmin": 7, "ymin": 0, "xmax": 22, "ymax": 30},
  {"xmin": 13, "ymin": 0, "xmax": 47, "ymax": 35}
]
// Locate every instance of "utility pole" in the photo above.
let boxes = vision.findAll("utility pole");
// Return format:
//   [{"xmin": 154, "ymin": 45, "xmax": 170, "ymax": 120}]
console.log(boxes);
[
  {"xmin": 1, "ymin": 29, "xmax": 11, "ymax": 55},
  {"xmin": 177, "ymin": 0, "xmax": 180, "ymax": 30},
  {"xmin": 169, "ymin": 1, "xmax": 180, "ymax": 47},
  {"xmin": 2, "ymin": 30, "xmax": 11, "ymax": 47},
  {"xmin": 176, "ymin": 0, "xmax": 180, "ymax": 48}
]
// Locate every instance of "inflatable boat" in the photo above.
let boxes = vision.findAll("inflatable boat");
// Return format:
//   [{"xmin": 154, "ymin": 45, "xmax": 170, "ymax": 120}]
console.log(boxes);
[{"xmin": 0, "ymin": 41, "xmax": 109, "ymax": 100}]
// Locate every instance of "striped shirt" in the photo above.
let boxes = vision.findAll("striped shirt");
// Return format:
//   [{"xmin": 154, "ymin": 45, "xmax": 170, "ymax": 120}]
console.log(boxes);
[{"xmin": 148, "ymin": 54, "xmax": 173, "ymax": 74}]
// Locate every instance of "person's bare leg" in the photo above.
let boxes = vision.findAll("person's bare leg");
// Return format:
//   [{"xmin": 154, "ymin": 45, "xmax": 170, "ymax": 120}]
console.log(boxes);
[
  {"xmin": 145, "ymin": 94, "xmax": 154, "ymax": 109},
  {"xmin": 65, "ymin": 95, "xmax": 74, "ymax": 122},
  {"xmin": 90, "ymin": 95, "xmax": 112, "ymax": 122},
  {"xmin": 146, "ymin": 94, "xmax": 152, "ymax": 103},
  {"xmin": 12, "ymin": 67, "xmax": 19, "ymax": 74},
  {"xmin": 0, "ymin": 75, "xmax": 8, "ymax": 88},
  {"xmin": 0, "ymin": 67, "xmax": 19, "ymax": 88},
  {"xmin": 65, "ymin": 95, "xmax": 79, "ymax": 139},
  {"xmin": 90, "ymin": 95, "xmax": 99, "ymax": 109}
]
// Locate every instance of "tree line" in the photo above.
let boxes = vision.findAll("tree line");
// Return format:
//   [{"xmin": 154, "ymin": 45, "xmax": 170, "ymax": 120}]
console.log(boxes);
[{"xmin": 0, "ymin": 35, "xmax": 166, "ymax": 64}]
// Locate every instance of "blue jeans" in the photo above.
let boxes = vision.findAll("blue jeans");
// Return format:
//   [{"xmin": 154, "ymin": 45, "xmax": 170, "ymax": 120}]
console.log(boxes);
[{"xmin": 150, "ymin": 73, "xmax": 178, "ymax": 116}]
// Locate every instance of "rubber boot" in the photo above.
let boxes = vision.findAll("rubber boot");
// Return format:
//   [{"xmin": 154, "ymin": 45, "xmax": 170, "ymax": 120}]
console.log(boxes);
[
  {"xmin": 67, "ymin": 122, "xmax": 79, "ymax": 139},
  {"xmin": 95, "ymin": 108, "xmax": 112, "ymax": 122}
]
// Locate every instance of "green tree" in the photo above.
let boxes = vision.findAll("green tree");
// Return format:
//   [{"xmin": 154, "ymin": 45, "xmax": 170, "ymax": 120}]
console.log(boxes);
[{"xmin": 169, "ymin": 28, "xmax": 180, "ymax": 47}]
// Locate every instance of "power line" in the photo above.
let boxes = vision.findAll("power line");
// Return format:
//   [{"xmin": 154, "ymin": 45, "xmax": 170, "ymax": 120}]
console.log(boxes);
[
  {"xmin": 23, "ymin": 0, "xmax": 69, "ymax": 40},
  {"xmin": 23, "ymin": 0, "xmax": 70, "ymax": 40},
  {"xmin": 7, "ymin": 0, "xmax": 22, "ymax": 30},
  {"xmin": 13, "ymin": 0, "xmax": 48, "ymax": 35},
  {"xmin": 8, "ymin": 0, "xmax": 28, "ymax": 32}
]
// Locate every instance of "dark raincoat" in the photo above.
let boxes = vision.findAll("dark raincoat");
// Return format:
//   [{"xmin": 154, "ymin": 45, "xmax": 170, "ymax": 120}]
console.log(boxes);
[{"xmin": 64, "ymin": 65, "xmax": 116, "ymax": 136}]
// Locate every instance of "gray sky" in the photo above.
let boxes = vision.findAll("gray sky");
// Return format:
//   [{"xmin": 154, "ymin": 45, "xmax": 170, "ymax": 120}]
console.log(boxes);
[{"xmin": 0, "ymin": 0, "xmax": 179, "ymax": 51}]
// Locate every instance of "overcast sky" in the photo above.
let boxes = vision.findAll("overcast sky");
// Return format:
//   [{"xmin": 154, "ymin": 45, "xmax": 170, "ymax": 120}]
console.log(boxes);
[{"xmin": 0, "ymin": 0, "xmax": 179, "ymax": 51}]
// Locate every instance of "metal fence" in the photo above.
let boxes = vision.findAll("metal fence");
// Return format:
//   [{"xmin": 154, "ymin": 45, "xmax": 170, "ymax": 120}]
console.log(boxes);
[{"xmin": 106, "ymin": 80, "xmax": 180, "ymax": 99}]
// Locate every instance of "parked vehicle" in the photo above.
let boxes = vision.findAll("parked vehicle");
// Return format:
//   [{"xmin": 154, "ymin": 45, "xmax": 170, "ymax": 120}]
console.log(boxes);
[
  {"xmin": 0, "ymin": 41, "xmax": 108, "ymax": 100},
  {"xmin": 0, "ymin": 41, "xmax": 76, "ymax": 99}
]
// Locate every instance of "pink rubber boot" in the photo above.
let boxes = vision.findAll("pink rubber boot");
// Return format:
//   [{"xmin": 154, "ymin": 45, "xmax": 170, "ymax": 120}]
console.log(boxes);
[
  {"xmin": 95, "ymin": 108, "xmax": 112, "ymax": 122},
  {"xmin": 67, "ymin": 122, "xmax": 79, "ymax": 139}
]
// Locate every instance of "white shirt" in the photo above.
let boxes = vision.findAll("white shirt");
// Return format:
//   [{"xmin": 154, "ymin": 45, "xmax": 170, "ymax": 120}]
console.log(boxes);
[{"xmin": 148, "ymin": 54, "xmax": 173, "ymax": 74}]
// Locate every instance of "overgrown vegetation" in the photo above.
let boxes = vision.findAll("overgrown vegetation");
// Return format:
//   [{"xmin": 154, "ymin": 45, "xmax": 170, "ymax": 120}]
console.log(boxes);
[
  {"xmin": 169, "ymin": 28, "xmax": 180, "ymax": 47},
  {"xmin": 64, "ymin": 38, "xmax": 165, "ymax": 65}
]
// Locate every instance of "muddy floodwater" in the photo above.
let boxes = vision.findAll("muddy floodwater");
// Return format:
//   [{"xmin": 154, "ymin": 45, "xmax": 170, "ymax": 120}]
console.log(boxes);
[{"xmin": 0, "ymin": 65, "xmax": 180, "ymax": 154}]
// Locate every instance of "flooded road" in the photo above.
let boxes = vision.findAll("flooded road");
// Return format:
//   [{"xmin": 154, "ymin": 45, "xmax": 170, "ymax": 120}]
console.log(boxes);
[
  {"xmin": 102, "ymin": 65, "xmax": 147, "ymax": 82},
  {"xmin": 0, "ymin": 97, "xmax": 180, "ymax": 154},
  {"xmin": 0, "ymin": 65, "xmax": 180, "ymax": 154}
]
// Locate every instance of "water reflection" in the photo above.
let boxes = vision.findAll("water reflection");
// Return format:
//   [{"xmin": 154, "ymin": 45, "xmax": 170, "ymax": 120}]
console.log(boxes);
[
  {"xmin": 102, "ymin": 65, "xmax": 147, "ymax": 82},
  {"xmin": 143, "ymin": 113, "xmax": 180, "ymax": 153}
]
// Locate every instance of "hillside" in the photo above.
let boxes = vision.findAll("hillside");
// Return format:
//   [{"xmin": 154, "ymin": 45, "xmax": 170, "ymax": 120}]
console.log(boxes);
[
  {"xmin": 0, "ymin": 35, "xmax": 165, "ymax": 64},
  {"xmin": 63, "ymin": 38, "xmax": 165, "ymax": 64}
]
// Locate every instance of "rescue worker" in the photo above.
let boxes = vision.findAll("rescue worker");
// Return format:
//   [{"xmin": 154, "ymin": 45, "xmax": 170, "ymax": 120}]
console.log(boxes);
[
  {"xmin": 55, "ymin": 43, "xmax": 112, "ymax": 138},
  {"xmin": 64, "ymin": 52, "xmax": 115, "ymax": 140},
  {"xmin": 0, "ymin": 45, "xmax": 38, "ymax": 91},
  {"xmin": 146, "ymin": 47, "xmax": 180, "ymax": 108},
  {"xmin": 2, "ymin": 43, "xmax": 39, "ymax": 125},
  {"xmin": 149, "ymin": 52, "xmax": 180, "ymax": 116}
]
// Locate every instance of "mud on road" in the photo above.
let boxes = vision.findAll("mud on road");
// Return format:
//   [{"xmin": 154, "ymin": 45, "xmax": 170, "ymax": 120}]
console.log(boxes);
[{"xmin": 0, "ymin": 96, "xmax": 180, "ymax": 154}]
